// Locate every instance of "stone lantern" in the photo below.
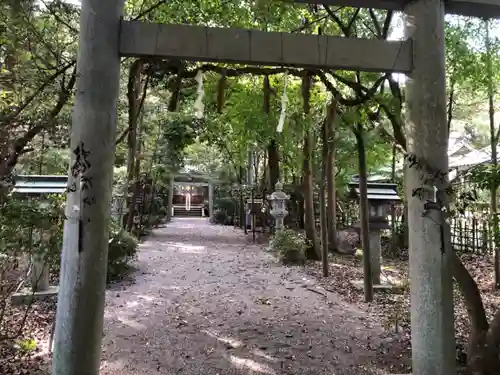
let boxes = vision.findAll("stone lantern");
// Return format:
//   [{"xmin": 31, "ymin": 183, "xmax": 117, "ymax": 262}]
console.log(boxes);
[
  {"xmin": 267, "ymin": 181, "xmax": 290, "ymax": 231},
  {"xmin": 349, "ymin": 181, "xmax": 401, "ymax": 286},
  {"xmin": 10, "ymin": 175, "xmax": 67, "ymax": 304}
]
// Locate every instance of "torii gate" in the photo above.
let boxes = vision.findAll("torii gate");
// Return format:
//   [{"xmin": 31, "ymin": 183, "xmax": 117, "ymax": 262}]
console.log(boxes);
[{"xmin": 51, "ymin": 1, "xmax": 500, "ymax": 375}]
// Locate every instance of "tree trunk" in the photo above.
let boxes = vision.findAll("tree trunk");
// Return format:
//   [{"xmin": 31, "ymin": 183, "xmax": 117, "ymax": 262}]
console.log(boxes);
[
  {"xmin": 451, "ymin": 252, "xmax": 500, "ymax": 375},
  {"xmin": 260, "ymin": 152, "xmax": 268, "ymax": 190},
  {"xmin": 485, "ymin": 19, "xmax": 500, "ymax": 289},
  {"xmin": 268, "ymin": 139, "xmax": 279, "ymax": 190},
  {"xmin": 127, "ymin": 112, "xmax": 144, "ymax": 233},
  {"xmin": 145, "ymin": 130, "xmax": 162, "ymax": 226},
  {"xmin": 239, "ymin": 166, "xmax": 245, "ymax": 228},
  {"xmin": 390, "ymin": 144, "xmax": 398, "ymax": 252},
  {"xmin": 167, "ymin": 177, "xmax": 173, "ymax": 222},
  {"xmin": 51, "ymin": 1, "xmax": 124, "ymax": 373},
  {"xmin": 320, "ymin": 119, "xmax": 329, "ymax": 276},
  {"xmin": 447, "ymin": 78, "xmax": 455, "ymax": 133},
  {"xmin": 124, "ymin": 60, "xmax": 144, "ymax": 231},
  {"xmin": 298, "ymin": 178, "xmax": 305, "ymax": 229},
  {"xmin": 302, "ymin": 130, "xmax": 320, "ymax": 260},
  {"xmin": 325, "ymin": 100, "xmax": 338, "ymax": 252},
  {"xmin": 253, "ymin": 151, "xmax": 260, "ymax": 184},
  {"xmin": 354, "ymin": 124, "xmax": 373, "ymax": 302}
]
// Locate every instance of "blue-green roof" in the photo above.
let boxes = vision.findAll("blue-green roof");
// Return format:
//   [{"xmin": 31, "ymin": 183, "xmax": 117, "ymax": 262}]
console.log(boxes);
[
  {"xmin": 348, "ymin": 182, "xmax": 401, "ymax": 202},
  {"xmin": 13, "ymin": 175, "xmax": 67, "ymax": 195}
]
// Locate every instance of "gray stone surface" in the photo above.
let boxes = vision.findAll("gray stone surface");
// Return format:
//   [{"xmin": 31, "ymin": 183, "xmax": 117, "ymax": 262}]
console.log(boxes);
[
  {"xmin": 11, "ymin": 285, "xmax": 59, "ymax": 305},
  {"xmin": 350, "ymin": 280, "xmax": 405, "ymax": 293},
  {"xmin": 119, "ymin": 21, "xmax": 412, "ymax": 73},
  {"xmin": 369, "ymin": 231, "xmax": 382, "ymax": 285},
  {"xmin": 404, "ymin": 0, "xmax": 456, "ymax": 374}
]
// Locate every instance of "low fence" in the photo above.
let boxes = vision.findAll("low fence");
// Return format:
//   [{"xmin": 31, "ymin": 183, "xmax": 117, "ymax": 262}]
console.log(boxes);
[
  {"xmin": 450, "ymin": 210, "xmax": 492, "ymax": 254},
  {"xmin": 336, "ymin": 201, "xmax": 494, "ymax": 255}
]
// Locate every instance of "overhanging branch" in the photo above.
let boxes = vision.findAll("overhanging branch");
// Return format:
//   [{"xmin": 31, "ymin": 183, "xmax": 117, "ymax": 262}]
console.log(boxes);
[
  {"xmin": 151, "ymin": 63, "xmax": 386, "ymax": 107},
  {"xmin": 0, "ymin": 60, "xmax": 76, "ymax": 126}
]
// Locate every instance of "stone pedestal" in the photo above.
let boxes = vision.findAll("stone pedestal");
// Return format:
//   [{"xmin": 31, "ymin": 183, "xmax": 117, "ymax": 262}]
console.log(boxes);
[
  {"xmin": 12, "ymin": 286, "xmax": 59, "ymax": 305},
  {"xmin": 31, "ymin": 255, "xmax": 50, "ymax": 292},
  {"xmin": 11, "ymin": 254, "xmax": 58, "ymax": 305},
  {"xmin": 369, "ymin": 230, "xmax": 382, "ymax": 285}
]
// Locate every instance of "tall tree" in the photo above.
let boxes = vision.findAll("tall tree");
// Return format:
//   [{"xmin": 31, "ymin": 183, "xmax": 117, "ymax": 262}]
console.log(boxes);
[
  {"xmin": 484, "ymin": 18, "xmax": 500, "ymax": 289},
  {"xmin": 325, "ymin": 100, "xmax": 339, "ymax": 252}
]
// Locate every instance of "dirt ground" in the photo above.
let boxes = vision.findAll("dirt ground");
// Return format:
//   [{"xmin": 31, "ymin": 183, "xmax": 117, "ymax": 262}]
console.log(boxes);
[{"xmin": 100, "ymin": 218, "xmax": 407, "ymax": 375}]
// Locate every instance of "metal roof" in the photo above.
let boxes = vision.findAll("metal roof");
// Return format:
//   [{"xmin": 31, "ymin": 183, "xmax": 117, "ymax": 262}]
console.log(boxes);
[
  {"xmin": 348, "ymin": 182, "xmax": 401, "ymax": 202},
  {"xmin": 12, "ymin": 175, "xmax": 68, "ymax": 195}
]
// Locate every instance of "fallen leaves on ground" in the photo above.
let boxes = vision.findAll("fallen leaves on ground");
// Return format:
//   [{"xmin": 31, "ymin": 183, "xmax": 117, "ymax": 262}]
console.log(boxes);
[
  {"xmin": 304, "ymin": 250, "xmax": 500, "ymax": 374},
  {"xmin": 0, "ymin": 300, "xmax": 55, "ymax": 375}
]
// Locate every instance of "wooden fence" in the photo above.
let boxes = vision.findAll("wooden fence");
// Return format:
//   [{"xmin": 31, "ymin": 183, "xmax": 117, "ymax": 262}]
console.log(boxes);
[
  {"xmin": 335, "ymin": 201, "xmax": 494, "ymax": 254},
  {"xmin": 450, "ymin": 212, "xmax": 492, "ymax": 254}
]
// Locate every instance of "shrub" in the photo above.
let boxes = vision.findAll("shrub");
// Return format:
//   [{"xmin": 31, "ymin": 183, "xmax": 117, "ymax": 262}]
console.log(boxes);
[
  {"xmin": 269, "ymin": 229, "xmax": 307, "ymax": 265},
  {"xmin": 211, "ymin": 209, "xmax": 228, "ymax": 225},
  {"xmin": 214, "ymin": 197, "xmax": 236, "ymax": 216},
  {"xmin": 107, "ymin": 223, "xmax": 138, "ymax": 282},
  {"xmin": 0, "ymin": 195, "xmax": 139, "ymax": 285},
  {"xmin": 49, "ymin": 220, "xmax": 138, "ymax": 283}
]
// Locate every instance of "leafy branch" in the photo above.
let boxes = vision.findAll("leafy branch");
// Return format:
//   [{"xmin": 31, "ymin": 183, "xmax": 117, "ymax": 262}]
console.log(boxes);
[{"xmin": 148, "ymin": 62, "xmax": 385, "ymax": 107}]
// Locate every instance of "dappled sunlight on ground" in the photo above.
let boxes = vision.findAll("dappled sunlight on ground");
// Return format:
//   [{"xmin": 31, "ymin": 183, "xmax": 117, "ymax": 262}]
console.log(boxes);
[
  {"xmin": 99, "ymin": 218, "xmax": 408, "ymax": 375},
  {"xmin": 252, "ymin": 348, "xmax": 279, "ymax": 362},
  {"xmin": 168, "ymin": 242, "xmax": 207, "ymax": 254},
  {"xmin": 203, "ymin": 328, "xmax": 245, "ymax": 348},
  {"xmin": 228, "ymin": 354, "xmax": 277, "ymax": 374}
]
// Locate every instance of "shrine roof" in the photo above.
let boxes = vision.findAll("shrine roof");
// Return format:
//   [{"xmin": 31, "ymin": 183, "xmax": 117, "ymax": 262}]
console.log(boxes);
[
  {"xmin": 348, "ymin": 182, "xmax": 401, "ymax": 202},
  {"xmin": 12, "ymin": 175, "xmax": 67, "ymax": 195}
]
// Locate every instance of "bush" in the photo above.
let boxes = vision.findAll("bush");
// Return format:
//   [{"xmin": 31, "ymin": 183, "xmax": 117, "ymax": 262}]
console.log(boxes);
[
  {"xmin": 269, "ymin": 229, "xmax": 308, "ymax": 265},
  {"xmin": 0, "ymin": 195, "xmax": 139, "ymax": 285},
  {"xmin": 0, "ymin": 196, "xmax": 65, "ymax": 286},
  {"xmin": 107, "ymin": 223, "xmax": 138, "ymax": 282},
  {"xmin": 214, "ymin": 197, "xmax": 236, "ymax": 216},
  {"xmin": 49, "ymin": 221, "xmax": 139, "ymax": 283},
  {"xmin": 211, "ymin": 209, "xmax": 228, "ymax": 225}
]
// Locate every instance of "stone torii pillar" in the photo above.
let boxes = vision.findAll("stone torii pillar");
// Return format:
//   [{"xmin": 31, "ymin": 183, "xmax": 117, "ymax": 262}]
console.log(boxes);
[
  {"xmin": 51, "ymin": 1, "xmax": 124, "ymax": 374},
  {"xmin": 404, "ymin": 1, "xmax": 456, "ymax": 375}
]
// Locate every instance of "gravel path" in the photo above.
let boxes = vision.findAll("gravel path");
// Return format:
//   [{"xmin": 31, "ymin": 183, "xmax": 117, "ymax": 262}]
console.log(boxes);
[{"xmin": 100, "ymin": 218, "xmax": 393, "ymax": 375}]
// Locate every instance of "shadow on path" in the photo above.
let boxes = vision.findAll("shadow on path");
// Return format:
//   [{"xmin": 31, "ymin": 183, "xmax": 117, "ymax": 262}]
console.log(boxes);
[{"xmin": 100, "ymin": 218, "xmax": 399, "ymax": 375}]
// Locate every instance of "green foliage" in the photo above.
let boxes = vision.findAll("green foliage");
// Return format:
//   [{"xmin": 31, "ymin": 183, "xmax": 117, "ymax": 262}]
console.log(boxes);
[
  {"xmin": 183, "ymin": 140, "xmax": 231, "ymax": 177},
  {"xmin": 0, "ymin": 193, "xmax": 139, "ymax": 283},
  {"xmin": 211, "ymin": 196, "xmax": 238, "ymax": 225},
  {"xmin": 156, "ymin": 115, "xmax": 202, "ymax": 172},
  {"xmin": 468, "ymin": 163, "xmax": 500, "ymax": 191},
  {"xmin": 0, "ymin": 195, "xmax": 64, "ymax": 267},
  {"xmin": 211, "ymin": 209, "xmax": 229, "ymax": 225},
  {"xmin": 107, "ymin": 222, "xmax": 139, "ymax": 282},
  {"xmin": 269, "ymin": 229, "xmax": 308, "ymax": 265},
  {"xmin": 14, "ymin": 338, "xmax": 37, "ymax": 353},
  {"xmin": 214, "ymin": 197, "xmax": 236, "ymax": 216},
  {"xmin": 0, "ymin": 1, "xmax": 78, "ymax": 181}
]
